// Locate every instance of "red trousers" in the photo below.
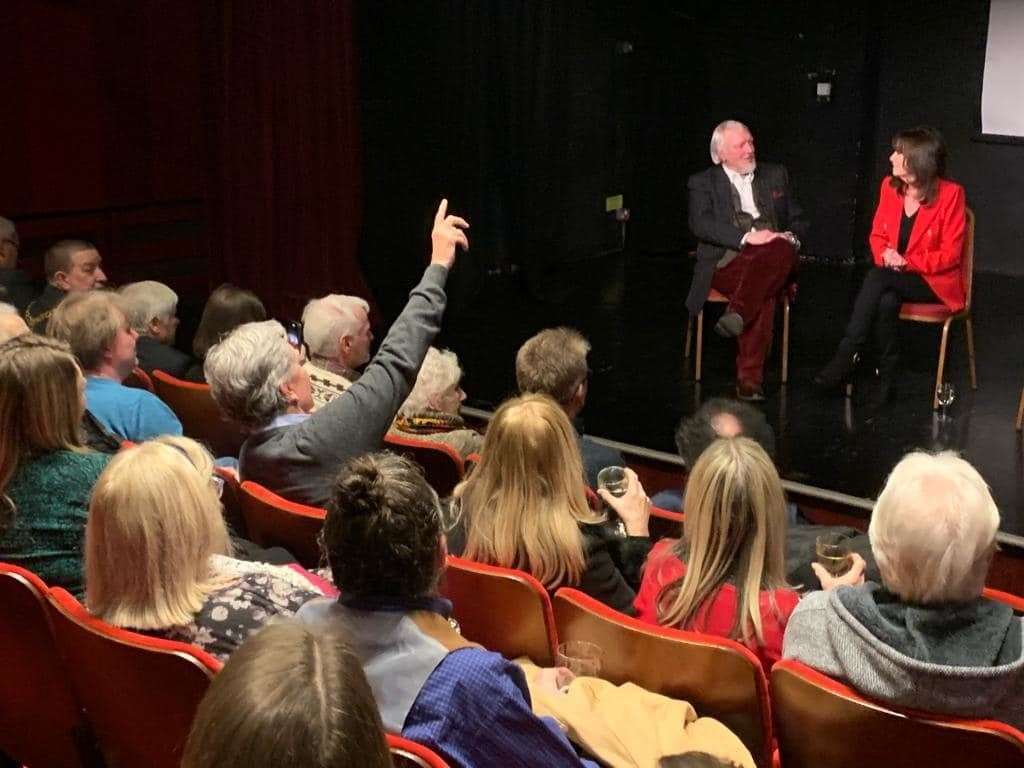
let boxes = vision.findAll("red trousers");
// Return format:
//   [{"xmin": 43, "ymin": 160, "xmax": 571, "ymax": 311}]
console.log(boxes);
[{"xmin": 710, "ymin": 238, "xmax": 797, "ymax": 386}]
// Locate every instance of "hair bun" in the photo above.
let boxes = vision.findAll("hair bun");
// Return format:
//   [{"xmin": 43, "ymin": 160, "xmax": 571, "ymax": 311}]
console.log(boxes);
[{"xmin": 338, "ymin": 459, "xmax": 387, "ymax": 517}]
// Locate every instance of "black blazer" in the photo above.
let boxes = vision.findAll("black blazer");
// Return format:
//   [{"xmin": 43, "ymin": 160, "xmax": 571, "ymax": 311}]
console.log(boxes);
[
  {"xmin": 445, "ymin": 515, "xmax": 651, "ymax": 616},
  {"xmin": 685, "ymin": 162, "xmax": 806, "ymax": 315},
  {"xmin": 135, "ymin": 335, "xmax": 197, "ymax": 380}
]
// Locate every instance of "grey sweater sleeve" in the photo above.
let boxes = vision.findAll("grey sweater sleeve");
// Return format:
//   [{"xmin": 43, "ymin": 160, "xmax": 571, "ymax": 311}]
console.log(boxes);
[{"xmin": 293, "ymin": 264, "xmax": 449, "ymax": 464}]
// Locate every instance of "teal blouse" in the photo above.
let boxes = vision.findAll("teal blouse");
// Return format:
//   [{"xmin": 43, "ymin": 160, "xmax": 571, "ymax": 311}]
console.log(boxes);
[{"xmin": 0, "ymin": 450, "xmax": 111, "ymax": 596}]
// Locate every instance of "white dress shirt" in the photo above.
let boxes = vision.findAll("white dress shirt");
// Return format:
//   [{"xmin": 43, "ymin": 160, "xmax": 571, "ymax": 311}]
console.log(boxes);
[{"xmin": 722, "ymin": 164, "xmax": 760, "ymax": 219}]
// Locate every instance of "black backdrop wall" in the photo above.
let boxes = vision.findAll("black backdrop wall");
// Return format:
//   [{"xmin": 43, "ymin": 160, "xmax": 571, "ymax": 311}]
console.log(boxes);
[{"xmin": 357, "ymin": 0, "xmax": 1024, "ymax": 318}]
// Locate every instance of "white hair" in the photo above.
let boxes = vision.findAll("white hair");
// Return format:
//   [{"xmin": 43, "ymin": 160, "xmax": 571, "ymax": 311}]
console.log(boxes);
[
  {"xmin": 709, "ymin": 120, "xmax": 751, "ymax": 165},
  {"xmin": 0, "ymin": 303, "xmax": 28, "ymax": 344},
  {"xmin": 301, "ymin": 294, "xmax": 370, "ymax": 359},
  {"xmin": 0, "ymin": 302, "xmax": 17, "ymax": 315},
  {"xmin": 204, "ymin": 320, "xmax": 293, "ymax": 427},
  {"xmin": 399, "ymin": 347, "xmax": 462, "ymax": 417},
  {"xmin": 869, "ymin": 451, "xmax": 999, "ymax": 605},
  {"xmin": 118, "ymin": 281, "xmax": 178, "ymax": 334}
]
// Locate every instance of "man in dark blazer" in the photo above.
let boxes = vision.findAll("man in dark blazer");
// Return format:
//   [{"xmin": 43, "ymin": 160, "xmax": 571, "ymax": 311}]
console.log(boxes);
[{"xmin": 687, "ymin": 120, "xmax": 807, "ymax": 401}]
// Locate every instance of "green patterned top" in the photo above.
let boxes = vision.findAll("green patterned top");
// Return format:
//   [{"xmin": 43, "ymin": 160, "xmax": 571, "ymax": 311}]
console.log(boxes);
[{"xmin": 0, "ymin": 450, "xmax": 111, "ymax": 596}]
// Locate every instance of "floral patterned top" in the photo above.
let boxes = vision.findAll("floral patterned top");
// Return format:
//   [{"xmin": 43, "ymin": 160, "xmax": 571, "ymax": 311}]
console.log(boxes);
[{"xmin": 144, "ymin": 556, "xmax": 322, "ymax": 661}]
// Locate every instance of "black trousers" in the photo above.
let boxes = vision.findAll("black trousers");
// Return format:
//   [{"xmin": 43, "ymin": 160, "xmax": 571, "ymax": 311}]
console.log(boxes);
[{"xmin": 844, "ymin": 267, "xmax": 937, "ymax": 369}]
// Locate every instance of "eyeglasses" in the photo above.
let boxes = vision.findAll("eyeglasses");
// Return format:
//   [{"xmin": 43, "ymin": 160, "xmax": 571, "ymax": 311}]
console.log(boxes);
[{"xmin": 210, "ymin": 474, "xmax": 225, "ymax": 499}]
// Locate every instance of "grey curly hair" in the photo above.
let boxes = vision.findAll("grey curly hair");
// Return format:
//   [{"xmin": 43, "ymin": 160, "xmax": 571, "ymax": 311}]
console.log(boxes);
[{"xmin": 204, "ymin": 320, "xmax": 293, "ymax": 427}]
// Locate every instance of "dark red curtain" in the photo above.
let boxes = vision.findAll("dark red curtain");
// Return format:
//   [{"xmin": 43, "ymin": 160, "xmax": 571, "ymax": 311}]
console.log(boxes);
[{"xmin": 205, "ymin": 0, "xmax": 369, "ymax": 319}]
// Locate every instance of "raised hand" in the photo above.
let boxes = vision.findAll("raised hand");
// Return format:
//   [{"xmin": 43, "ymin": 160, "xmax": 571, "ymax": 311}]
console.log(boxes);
[{"xmin": 430, "ymin": 199, "xmax": 470, "ymax": 269}]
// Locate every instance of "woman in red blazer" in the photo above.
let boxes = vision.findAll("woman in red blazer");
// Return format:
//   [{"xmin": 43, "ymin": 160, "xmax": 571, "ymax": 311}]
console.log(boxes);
[{"xmin": 815, "ymin": 127, "xmax": 966, "ymax": 397}]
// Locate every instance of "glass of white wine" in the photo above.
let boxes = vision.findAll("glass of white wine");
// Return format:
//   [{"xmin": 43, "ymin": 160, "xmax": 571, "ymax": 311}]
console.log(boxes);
[
  {"xmin": 816, "ymin": 533, "xmax": 853, "ymax": 578},
  {"xmin": 936, "ymin": 382, "xmax": 956, "ymax": 419},
  {"xmin": 556, "ymin": 641, "xmax": 603, "ymax": 677}
]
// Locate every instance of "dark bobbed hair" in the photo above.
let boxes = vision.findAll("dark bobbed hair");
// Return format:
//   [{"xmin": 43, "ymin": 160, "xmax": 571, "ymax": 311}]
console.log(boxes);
[
  {"xmin": 192, "ymin": 284, "xmax": 267, "ymax": 360},
  {"xmin": 674, "ymin": 398, "xmax": 775, "ymax": 469},
  {"xmin": 323, "ymin": 452, "xmax": 443, "ymax": 598},
  {"xmin": 890, "ymin": 126, "xmax": 947, "ymax": 204},
  {"xmin": 181, "ymin": 621, "xmax": 392, "ymax": 768}
]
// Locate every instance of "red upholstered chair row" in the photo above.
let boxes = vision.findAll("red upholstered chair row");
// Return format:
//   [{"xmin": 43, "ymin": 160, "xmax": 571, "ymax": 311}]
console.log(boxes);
[
  {"xmin": 0, "ymin": 562, "xmax": 220, "ymax": 768},
  {"xmin": 151, "ymin": 370, "xmax": 247, "ymax": 458},
  {"xmin": 1, "ymin": 563, "xmax": 451, "ymax": 768},
  {"xmin": 239, "ymin": 480, "xmax": 327, "ymax": 568}
]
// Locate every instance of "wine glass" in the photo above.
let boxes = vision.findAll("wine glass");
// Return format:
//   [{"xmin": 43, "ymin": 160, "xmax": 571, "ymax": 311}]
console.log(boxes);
[
  {"xmin": 556, "ymin": 641, "xmax": 603, "ymax": 677},
  {"xmin": 597, "ymin": 466, "xmax": 629, "ymax": 536},
  {"xmin": 815, "ymin": 533, "xmax": 853, "ymax": 578},
  {"xmin": 936, "ymin": 382, "xmax": 956, "ymax": 419}
]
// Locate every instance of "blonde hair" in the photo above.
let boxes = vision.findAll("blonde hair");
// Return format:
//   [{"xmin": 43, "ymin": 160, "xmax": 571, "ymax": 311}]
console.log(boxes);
[
  {"xmin": 85, "ymin": 436, "xmax": 232, "ymax": 629},
  {"xmin": 657, "ymin": 437, "xmax": 789, "ymax": 644},
  {"xmin": 47, "ymin": 290, "xmax": 127, "ymax": 372},
  {"xmin": 456, "ymin": 394, "xmax": 600, "ymax": 588},
  {"xmin": 0, "ymin": 334, "xmax": 85, "ymax": 492},
  {"xmin": 870, "ymin": 451, "xmax": 998, "ymax": 604}
]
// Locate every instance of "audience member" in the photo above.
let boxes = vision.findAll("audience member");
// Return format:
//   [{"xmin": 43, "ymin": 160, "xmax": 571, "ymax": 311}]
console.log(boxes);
[
  {"xmin": 652, "ymin": 398, "xmax": 774, "ymax": 512},
  {"xmin": 0, "ymin": 217, "xmax": 35, "ymax": 313},
  {"xmin": 635, "ymin": 437, "xmax": 800, "ymax": 668},
  {"xmin": 48, "ymin": 291, "xmax": 182, "ymax": 440},
  {"xmin": 447, "ymin": 394, "xmax": 652, "ymax": 615},
  {"xmin": 301, "ymin": 293, "xmax": 373, "ymax": 407},
  {"xmin": 0, "ymin": 334, "xmax": 111, "ymax": 595},
  {"xmin": 299, "ymin": 452, "xmax": 598, "ymax": 767},
  {"xmin": 516, "ymin": 327, "xmax": 624, "ymax": 488},
  {"xmin": 389, "ymin": 346, "xmax": 482, "ymax": 458},
  {"xmin": 24, "ymin": 239, "xmax": 107, "ymax": 333},
  {"xmin": 182, "ymin": 621, "xmax": 392, "ymax": 768},
  {"xmin": 204, "ymin": 200, "xmax": 468, "ymax": 507},
  {"xmin": 0, "ymin": 302, "xmax": 29, "ymax": 343},
  {"xmin": 784, "ymin": 451, "xmax": 1022, "ymax": 728},
  {"xmin": 119, "ymin": 280, "xmax": 195, "ymax": 378},
  {"xmin": 85, "ymin": 437, "xmax": 322, "ymax": 661},
  {"xmin": 185, "ymin": 283, "xmax": 267, "ymax": 382}
]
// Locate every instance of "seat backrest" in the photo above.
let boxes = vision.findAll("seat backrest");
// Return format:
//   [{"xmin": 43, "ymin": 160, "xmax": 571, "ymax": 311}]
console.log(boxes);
[
  {"xmin": 124, "ymin": 367, "xmax": 154, "ymax": 393},
  {"xmin": 383, "ymin": 433, "xmax": 464, "ymax": 497},
  {"xmin": 440, "ymin": 556, "xmax": 558, "ymax": 666},
  {"xmin": 45, "ymin": 588, "xmax": 221, "ymax": 768},
  {"xmin": 982, "ymin": 586, "xmax": 1024, "ymax": 614},
  {"xmin": 962, "ymin": 207, "xmax": 975, "ymax": 310},
  {"xmin": 771, "ymin": 659, "xmax": 1024, "ymax": 768},
  {"xmin": 553, "ymin": 587, "xmax": 773, "ymax": 768},
  {"xmin": 0, "ymin": 564, "xmax": 98, "ymax": 768},
  {"xmin": 239, "ymin": 480, "xmax": 326, "ymax": 568},
  {"xmin": 151, "ymin": 369, "xmax": 247, "ymax": 458},
  {"xmin": 387, "ymin": 734, "xmax": 450, "ymax": 768},
  {"xmin": 215, "ymin": 466, "xmax": 247, "ymax": 538}
]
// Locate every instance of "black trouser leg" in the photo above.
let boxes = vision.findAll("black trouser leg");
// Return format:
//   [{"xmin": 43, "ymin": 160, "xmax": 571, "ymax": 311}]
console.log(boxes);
[{"xmin": 844, "ymin": 267, "xmax": 937, "ymax": 349}]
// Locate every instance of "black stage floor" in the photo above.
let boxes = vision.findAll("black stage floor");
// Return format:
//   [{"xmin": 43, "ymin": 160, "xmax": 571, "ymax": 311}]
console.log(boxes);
[{"xmin": 438, "ymin": 253, "xmax": 1024, "ymax": 540}]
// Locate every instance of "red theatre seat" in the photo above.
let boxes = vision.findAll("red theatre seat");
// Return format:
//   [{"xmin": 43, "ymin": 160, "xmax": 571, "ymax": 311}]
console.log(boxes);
[
  {"xmin": 387, "ymin": 733, "xmax": 450, "ymax": 767},
  {"xmin": 771, "ymin": 659, "xmax": 1024, "ymax": 768},
  {"xmin": 440, "ymin": 555, "xmax": 559, "ymax": 666},
  {"xmin": 553, "ymin": 587, "xmax": 774, "ymax": 768},
  {"xmin": 151, "ymin": 369, "xmax": 247, "ymax": 457},
  {"xmin": 239, "ymin": 480, "xmax": 326, "ymax": 568},
  {"xmin": 45, "ymin": 588, "xmax": 221, "ymax": 768},
  {"xmin": 383, "ymin": 433, "xmax": 465, "ymax": 497},
  {"xmin": 0, "ymin": 564, "xmax": 100, "ymax": 768}
]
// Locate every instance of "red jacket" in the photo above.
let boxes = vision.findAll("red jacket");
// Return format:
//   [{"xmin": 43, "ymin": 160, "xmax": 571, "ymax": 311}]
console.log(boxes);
[
  {"xmin": 869, "ymin": 176, "xmax": 967, "ymax": 311},
  {"xmin": 634, "ymin": 539, "xmax": 800, "ymax": 669}
]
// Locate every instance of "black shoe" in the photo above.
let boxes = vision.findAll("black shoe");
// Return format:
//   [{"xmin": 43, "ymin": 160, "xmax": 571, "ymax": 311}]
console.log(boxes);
[
  {"xmin": 814, "ymin": 341, "xmax": 861, "ymax": 392},
  {"xmin": 715, "ymin": 312, "xmax": 744, "ymax": 338}
]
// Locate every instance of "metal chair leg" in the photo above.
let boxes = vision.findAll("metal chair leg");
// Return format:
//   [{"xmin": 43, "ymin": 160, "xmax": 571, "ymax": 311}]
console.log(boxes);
[
  {"xmin": 695, "ymin": 310, "xmax": 704, "ymax": 382},
  {"xmin": 964, "ymin": 315, "xmax": 977, "ymax": 390},
  {"xmin": 781, "ymin": 297, "xmax": 791, "ymax": 384},
  {"xmin": 1016, "ymin": 386, "xmax": 1024, "ymax": 431},
  {"xmin": 933, "ymin": 318, "xmax": 952, "ymax": 410}
]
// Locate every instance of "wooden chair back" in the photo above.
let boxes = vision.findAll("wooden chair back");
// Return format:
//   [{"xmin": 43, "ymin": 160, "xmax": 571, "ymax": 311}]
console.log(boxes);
[
  {"xmin": 553, "ymin": 587, "xmax": 774, "ymax": 767},
  {"xmin": 45, "ymin": 587, "xmax": 221, "ymax": 768},
  {"xmin": 239, "ymin": 480, "xmax": 326, "ymax": 568},
  {"xmin": 771, "ymin": 659, "xmax": 1024, "ymax": 768},
  {"xmin": 441, "ymin": 556, "xmax": 559, "ymax": 666}
]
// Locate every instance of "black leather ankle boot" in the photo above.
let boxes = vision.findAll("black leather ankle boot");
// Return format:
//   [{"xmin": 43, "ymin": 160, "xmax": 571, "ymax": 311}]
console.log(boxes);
[{"xmin": 814, "ymin": 340, "xmax": 861, "ymax": 391}]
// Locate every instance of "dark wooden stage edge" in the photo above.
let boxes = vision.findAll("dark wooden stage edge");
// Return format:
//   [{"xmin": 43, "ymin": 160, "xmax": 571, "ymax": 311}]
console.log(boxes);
[{"xmin": 462, "ymin": 406, "xmax": 1024, "ymax": 597}]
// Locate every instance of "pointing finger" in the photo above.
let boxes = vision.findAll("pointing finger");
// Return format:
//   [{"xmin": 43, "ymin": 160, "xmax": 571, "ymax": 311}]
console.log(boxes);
[{"xmin": 435, "ymin": 199, "xmax": 448, "ymax": 224}]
